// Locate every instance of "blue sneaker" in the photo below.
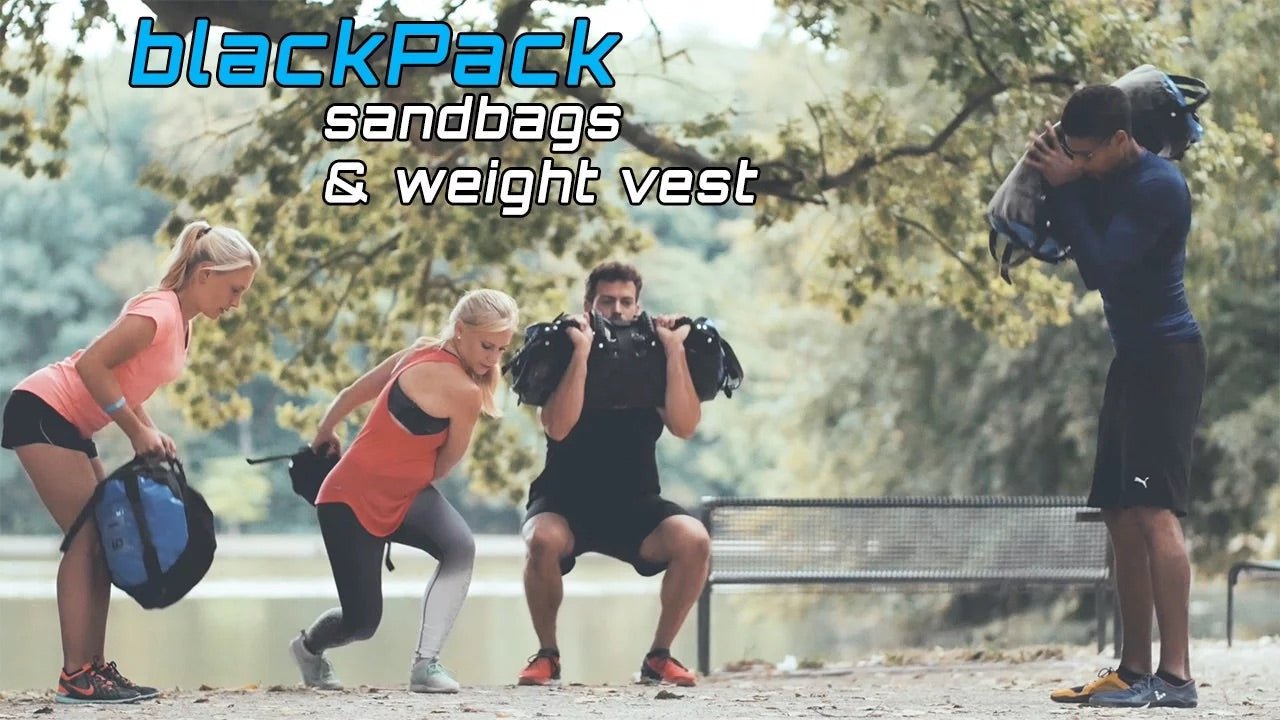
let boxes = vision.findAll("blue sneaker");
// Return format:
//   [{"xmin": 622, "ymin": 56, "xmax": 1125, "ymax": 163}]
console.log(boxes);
[{"xmin": 1089, "ymin": 674, "xmax": 1198, "ymax": 708}]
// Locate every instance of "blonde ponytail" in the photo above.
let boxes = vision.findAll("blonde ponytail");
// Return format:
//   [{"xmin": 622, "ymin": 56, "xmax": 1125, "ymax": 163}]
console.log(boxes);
[{"xmin": 157, "ymin": 221, "xmax": 260, "ymax": 291}]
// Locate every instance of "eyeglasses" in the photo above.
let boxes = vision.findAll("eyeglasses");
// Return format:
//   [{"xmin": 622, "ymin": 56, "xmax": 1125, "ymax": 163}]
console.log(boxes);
[{"xmin": 1060, "ymin": 135, "xmax": 1111, "ymax": 162}]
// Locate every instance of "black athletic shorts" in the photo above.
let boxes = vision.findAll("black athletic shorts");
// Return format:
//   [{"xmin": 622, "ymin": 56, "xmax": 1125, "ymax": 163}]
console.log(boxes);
[
  {"xmin": 1, "ymin": 390, "xmax": 99, "ymax": 459},
  {"xmin": 525, "ymin": 493, "xmax": 691, "ymax": 577},
  {"xmin": 1089, "ymin": 339, "xmax": 1206, "ymax": 517}
]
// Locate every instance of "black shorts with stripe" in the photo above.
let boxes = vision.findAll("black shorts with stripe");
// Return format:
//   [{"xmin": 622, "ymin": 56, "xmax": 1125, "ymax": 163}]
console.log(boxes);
[{"xmin": 1, "ymin": 390, "xmax": 99, "ymax": 458}]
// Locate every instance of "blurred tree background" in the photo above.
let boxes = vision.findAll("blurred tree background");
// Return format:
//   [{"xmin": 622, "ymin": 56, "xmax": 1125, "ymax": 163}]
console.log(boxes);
[{"xmin": 0, "ymin": 0, "xmax": 1275, "ymax": 584}]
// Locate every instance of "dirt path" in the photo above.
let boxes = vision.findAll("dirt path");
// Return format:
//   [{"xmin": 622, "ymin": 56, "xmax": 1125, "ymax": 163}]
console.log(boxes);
[{"xmin": 1, "ymin": 640, "xmax": 1275, "ymax": 719}]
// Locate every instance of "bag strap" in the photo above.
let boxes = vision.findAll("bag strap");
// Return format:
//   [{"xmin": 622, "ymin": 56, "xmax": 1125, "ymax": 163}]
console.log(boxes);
[
  {"xmin": 683, "ymin": 317, "xmax": 745, "ymax": 399},
  {"xmin": 158, "ymin": 456, "xmax": 187, "ymax": 497},
  {"xmin": 999, "ymin": 243, "xmax": 1020, "ymax": 284},
  {"xmin": 124, "ymin": 473, "xmax": 164, "ymax": 581},
  {"xmin": 589, "ymin": 310, "xmax": 607, "ymax": 342},
  {"xmin": 718, "ymin": 337, "xmax": 744, "ymax": 397},
  {"xmin": 643, "ymin": 312, "xmax": 658, "ymax": 339},
  {"xmin": 59, "ymin": 481, "xmax": 108, "ymax": 553}
]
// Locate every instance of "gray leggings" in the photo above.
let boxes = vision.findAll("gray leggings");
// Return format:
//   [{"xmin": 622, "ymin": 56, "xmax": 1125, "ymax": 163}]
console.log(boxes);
[{"xmin": 305, "ymin": 486, "xmax": 475, "ymax": 661}]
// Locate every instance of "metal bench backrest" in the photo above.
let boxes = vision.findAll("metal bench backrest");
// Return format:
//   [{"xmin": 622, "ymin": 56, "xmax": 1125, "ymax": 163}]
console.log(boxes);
[{"xmin": 703, "ymin": 497, "xmax": 1110, "ymax": 586}]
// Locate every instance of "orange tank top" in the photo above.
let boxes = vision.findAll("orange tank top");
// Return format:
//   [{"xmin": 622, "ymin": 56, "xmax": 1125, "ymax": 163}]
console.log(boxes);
[{"xmin": 314, "ymin": 346, "xmax": 461, "ymax": 536}]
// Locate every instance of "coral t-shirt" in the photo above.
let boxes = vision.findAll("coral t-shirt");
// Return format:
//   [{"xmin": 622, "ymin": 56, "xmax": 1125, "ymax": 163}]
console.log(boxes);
[
  {"xmin": 315, "ymin": 347, "xmax": 460, "ymax": 537},
  {"xmin": 14, "ymin": 291, "xmax": 190, "ymax": 437}
]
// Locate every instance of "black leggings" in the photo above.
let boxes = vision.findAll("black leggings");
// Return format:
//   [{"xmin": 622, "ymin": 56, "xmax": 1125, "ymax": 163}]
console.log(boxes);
[{"xmin": 305, "ymin": 486, "xmax": 475, "ymax": 660}]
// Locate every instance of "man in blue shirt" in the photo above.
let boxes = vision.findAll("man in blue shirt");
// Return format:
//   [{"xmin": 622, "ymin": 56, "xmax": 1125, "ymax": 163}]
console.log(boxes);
[{"xmin": 1026, "ymin": 85, "xmax": 1206, "ymax": 710}]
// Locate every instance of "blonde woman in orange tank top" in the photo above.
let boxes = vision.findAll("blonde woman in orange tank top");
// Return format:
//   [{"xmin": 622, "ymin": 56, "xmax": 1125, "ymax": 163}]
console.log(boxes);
[
  {"xmin": 0, "ymin": 221, "xmax": 260, "ymax": 704},
  {"xmin": 289, "ymin": 289, "xmax": 518, "ymax": 694}
]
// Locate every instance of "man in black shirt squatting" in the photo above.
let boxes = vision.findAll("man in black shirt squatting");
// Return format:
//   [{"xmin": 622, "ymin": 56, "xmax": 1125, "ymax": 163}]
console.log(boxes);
[{"xmin": 516, "ymin": 261, "xmax": 708, "ymax": 688}]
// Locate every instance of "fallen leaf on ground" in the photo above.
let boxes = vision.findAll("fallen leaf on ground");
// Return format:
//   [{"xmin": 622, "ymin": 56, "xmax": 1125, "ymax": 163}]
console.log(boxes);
[{"xmin": 654, "ymin": 690, "xmax": 683, "ymax": 700}]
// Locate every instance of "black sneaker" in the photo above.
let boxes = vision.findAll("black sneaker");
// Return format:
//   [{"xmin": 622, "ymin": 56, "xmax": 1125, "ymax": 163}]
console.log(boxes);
[
  {"xmin": 55, "ymin": 664, "xmax": 140, "ymax": 704},
  {"xmin": 96, "ymin": 660, "xmax": 161, "ymax": 700}
]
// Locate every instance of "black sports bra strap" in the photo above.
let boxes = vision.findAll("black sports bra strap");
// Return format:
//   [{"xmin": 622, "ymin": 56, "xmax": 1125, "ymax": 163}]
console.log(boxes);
[{"xmin": 387, "ymin": 377, "xmax": 450, "ymax": 435}]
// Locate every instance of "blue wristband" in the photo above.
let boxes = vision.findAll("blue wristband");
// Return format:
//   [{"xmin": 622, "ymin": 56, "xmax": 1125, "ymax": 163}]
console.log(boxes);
[{"xmin": 103, "ymin": 397, "xmax": 126, "ymax": 415}]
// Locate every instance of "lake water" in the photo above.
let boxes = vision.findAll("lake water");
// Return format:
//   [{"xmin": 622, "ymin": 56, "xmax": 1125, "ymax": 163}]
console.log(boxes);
[{"xmin": 0, "ymin": 535, "xmax": 1274, "ymax": 692}]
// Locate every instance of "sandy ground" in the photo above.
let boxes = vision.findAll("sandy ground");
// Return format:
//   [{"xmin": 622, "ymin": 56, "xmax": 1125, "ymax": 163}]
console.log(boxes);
[{"xmin": 1, "ymin": 639, "xmax": 1275, "ymax": 719}]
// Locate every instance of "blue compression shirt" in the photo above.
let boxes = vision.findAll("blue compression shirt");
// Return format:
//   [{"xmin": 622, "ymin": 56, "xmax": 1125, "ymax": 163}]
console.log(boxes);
[{"xmin": 1047, "ymin": 150, "xmax": 1201, "ymax": 349}]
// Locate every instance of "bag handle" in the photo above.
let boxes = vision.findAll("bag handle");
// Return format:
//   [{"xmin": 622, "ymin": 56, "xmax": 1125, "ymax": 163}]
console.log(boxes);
[
  {"xmin": 246, "ymin": 450, "xmax": 300, "ymax": 465},
  {"xmin": 58, "ymin": 454, "xmax": 178, "ymax": 553},
  {"xmin": 1168, "ymin": 74, "xmax": 1211, "ymax": 110},
  {"xmin": 246, "ymin": 444, "xmax": 337, "ymax": 466},
  {"xmin": 135, "ymin": 454, "xmax": 187, "ymax": 497}
]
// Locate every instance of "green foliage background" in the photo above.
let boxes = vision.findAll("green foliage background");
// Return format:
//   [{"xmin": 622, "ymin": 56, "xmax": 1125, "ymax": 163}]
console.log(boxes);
[{"xmin": 0, "ymin": 0, "xmax": 1275, "ymax": 575}]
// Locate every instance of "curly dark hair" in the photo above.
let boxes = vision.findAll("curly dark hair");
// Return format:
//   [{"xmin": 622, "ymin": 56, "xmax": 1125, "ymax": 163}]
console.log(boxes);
[{"xmin": 584, "ymin": 261, "xmax": 643, "ymax": 304}]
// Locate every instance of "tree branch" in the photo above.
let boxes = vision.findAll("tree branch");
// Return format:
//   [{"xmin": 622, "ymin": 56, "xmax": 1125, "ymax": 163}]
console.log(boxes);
[
  {"xmin": 493, "ymin": 0, "xmax": 534, "ymax": 40},
  {"xmin": 891, "ymin": 212, "xmax": 986, "ymax": 284},
  {"xmin": 311, "ymin": 265, "xmax": 364, "ymax": 351},
  {"xmin": 806, "ymin": 102, "xmax": 830, "ymax": 180},
  {"xmin": 803, "ymin": 73, "xmax": 1075, "ymax": 196},
  {"xmin": 956, "ymin": 0, "xmax": 1000, "ymax": 83},
  {"xmin": 639, "ymin": 0, "xmax": 690, "ymax": 68},
  {"xmin": 145, "ymin": 0, "xmax": 281, "ymax": 33},
  {"xmin": 414, "ymin": 254, "xmax": 436, "ymax": 307},
  {"xmin": 274, "ymin": 231, "xmax": 404, "ymax": 313}
]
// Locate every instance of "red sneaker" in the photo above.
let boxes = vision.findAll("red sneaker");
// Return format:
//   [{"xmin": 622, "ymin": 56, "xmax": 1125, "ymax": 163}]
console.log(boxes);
[
  {"xmin": 639, "ymin": 653, "xmax": 697, "ymax": 687},
  {"xmin": 517, "ymin": 649, "xmax": 561, "ymax": 686}
]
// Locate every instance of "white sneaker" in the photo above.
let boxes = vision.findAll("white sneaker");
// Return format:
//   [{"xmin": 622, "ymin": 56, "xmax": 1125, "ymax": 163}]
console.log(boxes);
[
  {"xmin": 289, "ymin": 632, "xmax": 343, "ymax": 690},
  {"xmin": 409, "ymin": 658, "xmax": 460, "ymax": 693}
]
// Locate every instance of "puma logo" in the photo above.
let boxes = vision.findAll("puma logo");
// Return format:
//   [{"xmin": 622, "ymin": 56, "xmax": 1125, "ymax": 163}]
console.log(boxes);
[{"xmin": 1133, "ymin": 476, "xmax": 1149, "ymax": 488}]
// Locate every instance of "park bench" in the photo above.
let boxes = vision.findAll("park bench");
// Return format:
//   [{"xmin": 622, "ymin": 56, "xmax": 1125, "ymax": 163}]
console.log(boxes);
[
  {"xmin": 696, "ymin": 496, "xmax": 1114, "ymax": 674},
  {"xmin": 1226, "ymin": 559, "xmax": 1280, "ymax": 646}
]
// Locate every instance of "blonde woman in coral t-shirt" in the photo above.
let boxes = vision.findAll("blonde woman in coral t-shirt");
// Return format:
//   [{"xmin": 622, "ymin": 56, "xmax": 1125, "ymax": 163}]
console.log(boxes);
[{"xmin": 1, "ymin": 221, "xmax": 259, "ymax": 704}]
